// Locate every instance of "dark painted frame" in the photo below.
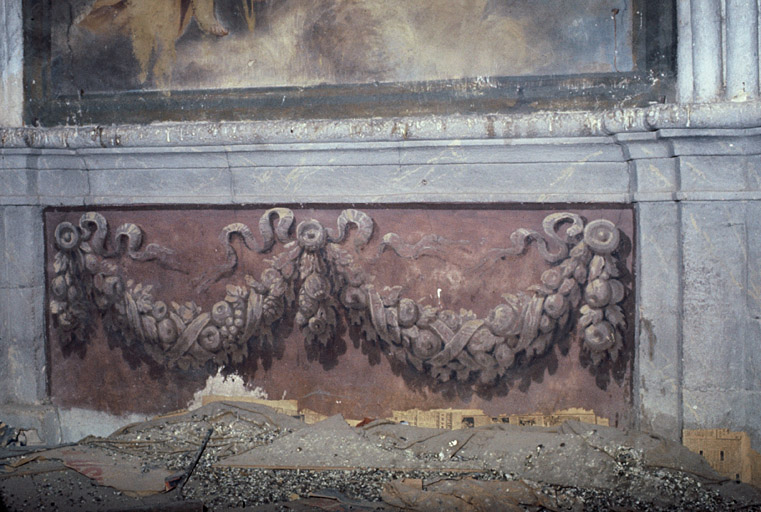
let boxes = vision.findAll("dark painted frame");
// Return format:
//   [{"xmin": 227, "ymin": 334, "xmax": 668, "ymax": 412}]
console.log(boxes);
[{"xmin": 23, "ymin": 0, "xmax": 676, "ymax": 126}]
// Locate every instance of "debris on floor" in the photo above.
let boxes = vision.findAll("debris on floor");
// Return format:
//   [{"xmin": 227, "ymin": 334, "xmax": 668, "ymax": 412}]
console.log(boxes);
[
  {"xmin": 381, "ymin": 478, "xmax": 565, "ymax": 512},
  {"xmin": 2, "ymin": 402, "xmax": 761, "ymax": 511},
  {"xmin": 6, "ymin": 444, "xmax": 173, "ymax": 496}
]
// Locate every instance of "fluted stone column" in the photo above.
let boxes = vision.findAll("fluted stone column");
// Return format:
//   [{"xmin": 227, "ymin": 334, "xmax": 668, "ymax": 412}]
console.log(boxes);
[
  {"xmin": 726, "ymin": 0, "xmax": 759, "ymax": 100},
  {"xmin": 682, "ymin": 0, "xmax": 761, "ymax": 102},
  {"xmin": 691, "ymin": 0, "xmax": 724, "ymax": 102},
  {"xmin": 0, "ymin": 0, "xmax": 23, "ymax": 126},
  {"xmin": 677, "ymin": 0, "xmax": 695, "ymax": 102}
]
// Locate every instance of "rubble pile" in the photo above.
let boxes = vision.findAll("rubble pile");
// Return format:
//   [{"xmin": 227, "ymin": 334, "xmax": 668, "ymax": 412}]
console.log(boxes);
[{"xmin": 1, "ymin": 402, "xmax": 760, "ymax": 511}]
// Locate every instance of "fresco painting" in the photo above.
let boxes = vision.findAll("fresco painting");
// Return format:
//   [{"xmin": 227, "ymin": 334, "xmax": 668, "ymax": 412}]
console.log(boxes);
[{"xmin": 51, "ymin": 0, "xmax": 635, "ymax": 95}]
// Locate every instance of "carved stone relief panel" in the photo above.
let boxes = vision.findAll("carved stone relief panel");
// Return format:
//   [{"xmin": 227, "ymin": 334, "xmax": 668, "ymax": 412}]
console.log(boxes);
[{"xmin": 45, "ymin": 206, "xmax": 634, "ymax": 424}]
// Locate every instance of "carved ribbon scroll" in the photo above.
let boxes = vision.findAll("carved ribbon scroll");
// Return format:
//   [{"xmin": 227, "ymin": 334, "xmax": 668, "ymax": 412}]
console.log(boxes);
[{"xmin": 49, "ymin": 210, "xmax": 628, "ymax": 385}]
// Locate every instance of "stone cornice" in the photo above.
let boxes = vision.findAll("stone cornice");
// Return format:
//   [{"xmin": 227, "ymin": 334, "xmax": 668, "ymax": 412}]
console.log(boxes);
[{"xmin": 1, "ymin": 102, "xmax": 760, "ymax": 149}]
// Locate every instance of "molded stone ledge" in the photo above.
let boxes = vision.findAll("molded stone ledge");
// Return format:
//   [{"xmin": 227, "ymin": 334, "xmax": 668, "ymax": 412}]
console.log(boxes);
[{"xmin": 1, "ymin": 102, "xmax": 760, "ymax": 149}]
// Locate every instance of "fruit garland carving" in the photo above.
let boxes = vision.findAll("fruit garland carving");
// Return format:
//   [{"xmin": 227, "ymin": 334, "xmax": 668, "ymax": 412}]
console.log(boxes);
[{"xmin": 50, "ymin": 210, "xmax": 628, "ymax": 382}]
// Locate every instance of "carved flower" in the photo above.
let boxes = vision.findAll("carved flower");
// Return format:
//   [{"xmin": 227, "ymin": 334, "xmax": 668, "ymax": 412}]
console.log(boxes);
[
  {"xmin": 54, "ymin": 222, "xmax": 80, "ymax": 251},
  {"xmin": 297, "ymin": 220, "xmax": 327, "ymax": 251},
  {"xmin": 583, "ymin": 219, "xmax": 620, "ymax": 254}
]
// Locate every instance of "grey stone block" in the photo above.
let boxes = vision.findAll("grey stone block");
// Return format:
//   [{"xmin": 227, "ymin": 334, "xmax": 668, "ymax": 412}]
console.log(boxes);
[
  {"xmin": 0, "ymin": 286, "xmax": 46, "ymax": 405},
  {"xmin": 227, "ymin": 144, "xmax": 399, "ymax": 168},
  {"xmin": 37, "ymin": 169, "xmax": 89, "ymax": 203},
  {"xmin": 232, "ymin": 165, "xmax": 399, "ymax": 203},
  {"xmin": 398, "ymin": 139, "xmax": 623, "ymax": 165},
  {"xmin": 80, "ymin": 149, "xmax": 229, "ymax": 170},
  {"xmin": 634, "ymin": 158, "xmax": 678, "ymax": 194},
  {"xmin": 233, "ymin": 162, "xmax": 631, "ymax": 204},
  {"xmin": 34, "ymin": 152, "xmax": 85, "ymax": 170},
  {"xmin": 670, "ymin": 134, "xmax": 761, "ymax": 157},
  {"xmin": 636, "ymin": 202, "xmax": 682, "ymax": 441},
  {"xmin": 682, "ymin": 389, "xmax": 761, "ymax": 450},
  {"xmin": 2, "ymin": 206, "xmax": 44, "ymax": 287},
  {"xmin": 0, "ymin": 168, "xmax": 31, "ymax": 198},
  {"xmin": 0, "ymin": 404, "xmax": 61, "ymax": 445},
  {"xmin": 682, "ymin": 202, "xmax": 748, "ymax": 390},
  {"xmin": 393, "ymin": 162, "xmax": 630, "ymax": 198},
  {"xmin": 680, "ymin": 155, "xmax": 761, "ymax": 192},
  {"xmin": 0, "ymin": 152, "xmax": 29, "ymax": 170},
  {"xmin": 682, "ymin": 388, "xmax": 747, "ymax": 432},
  {"xmin": 88, "ymin": 167, "xmax": 232, "ymax": 202}
]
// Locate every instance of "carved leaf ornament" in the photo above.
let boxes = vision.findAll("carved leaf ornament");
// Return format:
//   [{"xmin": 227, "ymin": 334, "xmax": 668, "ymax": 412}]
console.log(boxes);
[{"xmin": 50, "ymin": 210, "xmax": 628, "ymax": 386}]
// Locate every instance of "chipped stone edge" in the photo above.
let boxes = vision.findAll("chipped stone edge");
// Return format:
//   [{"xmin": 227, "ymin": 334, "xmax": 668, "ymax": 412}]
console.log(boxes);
[{"xmin": 2, "ymin": 102, "xmax": 760, "ymax": 149}]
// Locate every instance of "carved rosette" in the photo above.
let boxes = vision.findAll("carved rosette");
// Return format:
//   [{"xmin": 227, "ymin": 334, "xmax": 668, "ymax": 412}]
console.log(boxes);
[{"xmin": 49, "ymin": 209, "xmax": 628, "ymax": 385}]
